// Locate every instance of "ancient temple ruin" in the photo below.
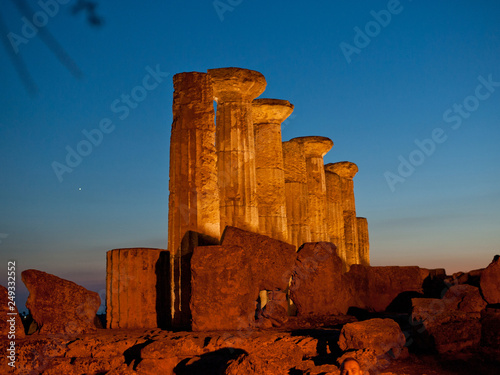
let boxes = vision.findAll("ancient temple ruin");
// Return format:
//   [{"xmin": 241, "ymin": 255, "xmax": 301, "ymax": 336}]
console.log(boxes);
[
  {"xmin": 106, "ymin": 67, "xmax": 370, "ymax": 329},
  {"xmin": 166, "ymin": 67, "xmax": 370, "ymax": 325}
]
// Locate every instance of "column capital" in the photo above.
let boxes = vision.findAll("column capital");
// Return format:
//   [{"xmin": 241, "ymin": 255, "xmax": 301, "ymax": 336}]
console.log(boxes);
[
  {"xmin": 291, "ymin": 136, "xmax": 333, "ymax": 157},
  {"xmin": 252, "ymin": 98, "xmax": 294, "ymax": 124},
  {"xmin": 208, "ymin": 67, "xmax": 266, "ymax": 102},
  {"xmin": 325, "ymin": 161, "xmax": 358, "ymax": 179}
]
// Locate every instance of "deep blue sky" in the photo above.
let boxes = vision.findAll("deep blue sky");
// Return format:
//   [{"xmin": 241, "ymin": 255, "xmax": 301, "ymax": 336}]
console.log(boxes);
[{"xmin": 1, "ymin": 0, "xmax": 499, "ymax": 313}]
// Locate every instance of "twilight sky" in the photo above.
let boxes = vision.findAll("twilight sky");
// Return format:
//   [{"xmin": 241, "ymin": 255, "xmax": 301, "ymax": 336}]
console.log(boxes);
[{"xmin": 1, "ymin": 0, "xmax": 499, "ymax": 313}]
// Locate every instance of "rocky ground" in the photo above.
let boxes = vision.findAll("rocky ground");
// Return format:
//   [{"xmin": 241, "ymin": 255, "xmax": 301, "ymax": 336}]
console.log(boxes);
[{"xmin": 1, "ymin": 317, "xmax": 498, "ymax": 375}]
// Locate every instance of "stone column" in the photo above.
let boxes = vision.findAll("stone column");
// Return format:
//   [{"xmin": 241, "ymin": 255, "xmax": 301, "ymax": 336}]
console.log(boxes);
[
  {"xmin": 324, "ymin": 169, "xmax": 346, "ymax": 269},
  {"xmin": 208, "ymin": 67, "xmax": 267, "ymax": 233},
  {"xmin": 357, "ymin": 217, "xmax": 370, "ymax": 266},
  {"xmin": 252, "ymin": 98, "xmax": 294, "ymax": 241},
  {"xmin": 106, "ymin": 248, "xmax": 170, "ymax": 329},
  {"xmin": 282, "ymin": 138, "xmax": 311, "ymax": 247},
  {"xmin": 326, "ymin": 162, "xmax": 359, "ymax": 268},
  {"xmin": 297, "ymin": 136, "xmax": 333, "ymax": 242},
  {"xmin": 168, "ymin": 72, "xmax": 220, "ymax": 327}
]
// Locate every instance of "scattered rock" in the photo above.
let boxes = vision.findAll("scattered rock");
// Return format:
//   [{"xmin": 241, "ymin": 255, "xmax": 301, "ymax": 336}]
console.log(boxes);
[
  {"xmin": 224, "ymin": 353, "xmax": 263, "ymax": 374},
  {"xmin": 290, "ymin": 242, "xmax": 349, "ymax": 315},
  {"xmin": 21, "ymin": 269, "xmax": 100, "ymax": 335},
  {"xmin": 411, "ymin": 297, "xmax": 481, "ymax": 353},
  {"xmin": 480, "ymin": 255, "xmax": 500, "ymax": 304},
  {"xmin": 481, "ymin": 307, "xmax": 500, "ymax": 350},
  {"xmin": 221, "ymin": 226, "xmax": 297, "ymax": 291},
  {"xmin": 442, "ymin": 284, "xmax": 487, "ymax": 313},
  {"xmin": 345, "ymin": 265, "xmax": 429, "ymax": 312},
  {"xmin": 0, "ymin": 285, "xmax": 25, "ymax": 338},
  {"xmin": 338, "ymin": 318, "xmax": 406, "ymax": 358},
  {"xmin": 190, "ymin": 245, "xmax": 255, "ymax": 331}
]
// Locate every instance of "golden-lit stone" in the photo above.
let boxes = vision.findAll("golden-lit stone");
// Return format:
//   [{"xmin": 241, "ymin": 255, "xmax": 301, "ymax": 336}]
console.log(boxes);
[
  {"xmin": 168, "ymin": 72, "xmax": 220, "ymax": 327},
  {"xmin": 209, "ymin": 67, "xmax": 267, "ymax": 233},
  {"xmin": 253, "ymin": 98, "xmax": 293, "ymax": 241},
  {"xmin": 357, "ymin": 217, "xmax": 370, "ymax": 266},
  {"xmin": 295, "ymin": 136, "xmax": 333, "ymax": 242},
  {"xmin": 325, "ymin": 161, "xmax": 359, "ymax": 268},
  {"xmin": 325, "ymin": 170, "xmax": 346, "ymax": 269},
  {"xmin": 282, "ymin": 138, "xmax": 311, "ymax": 247},
  {"xmin": 106, "ymin": 248, "xmax": 169, "ymax": 329}
]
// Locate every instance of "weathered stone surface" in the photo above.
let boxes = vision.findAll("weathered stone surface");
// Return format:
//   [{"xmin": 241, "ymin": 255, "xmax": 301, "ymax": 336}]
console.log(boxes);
[
  {"xmin": 0, "ymin": 285, "xmax": 25, "ymax": 339},
  {"xmin": 258, "ymin": 290, "xmax": 289, "ymax": 327},
  {"xmin": 224, "ymin": 353, "xmax": 263, "ymax": 374},
  {"xmin": 325, "ymin": 162, "xmax": 359, "ymax": 268},
  {"xmin": 21, "ymin": 269, "xmax": 100, "ymax": 334},
  {"xmin": 325, "ymin": 170, "xmax": 346, "ymax": 269},
  {"xmin": 442, "ymin": 284, "xmax": 487, "ymax": 313},
  {"xmin": 480, "ymin": 255, "xmax": 500, "ymax": 304},
  {"xmin": 345, "ymin": 265, "xmax": 429, "ymax": 312},
  {"xmin": 293, "ymin": 136, "xmax": 333, "ymax": 242},
  {"xmin": 283, "ymin": 138, "xmax": 311, "ymax": 247},
  {"xmin": 481, "ymin": 307, "xmax": 500, "ymax": 350},
  {"xmin": 357, "ymin": 217, "xmax": 370, "ymax": 266},
  {"xmin": 253, "ymin": 98, "xmax": 293, "ymax": 242},
  {"xmin": 411, "ymin": 297, "xmax": 482, "ymax": 353},
  {"xmin": 168, "ymin": 71, "xmax": 221, "ymax": 327},
  {"xmin": 209, "ymin": 67, "xmax": 266, "ymax": 234},
  {"xmin": 221, "ymin": 226, "xmax": 296, "ymax": 291},
  {"xmin": 190, "ymin": 245, "xmax": 255, "ymax": 331},
  {"xmin": 106, "ymin": 248, "xmax": 170, "ymax": 329},
  {"xmin": 338, "ymin": 318, "xmax": 406, "ymax": 357},
  {"xmin": 289, "ymin": 242, "xmax": 350, "ymax": 315}
]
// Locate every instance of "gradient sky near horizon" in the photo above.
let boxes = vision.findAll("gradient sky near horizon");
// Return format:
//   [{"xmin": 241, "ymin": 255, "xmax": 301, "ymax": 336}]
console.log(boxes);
[{"xmin": 1, "ymin": 0, "xmax": 499, "ymax": 313}]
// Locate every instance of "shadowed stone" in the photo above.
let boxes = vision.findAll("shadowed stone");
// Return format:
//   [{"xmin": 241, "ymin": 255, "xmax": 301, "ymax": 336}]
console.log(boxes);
[
  {"xmin": 252, "ymin": 98, "xmax": 294, "ymax": 241},
  {"xmin": 106, "ymin": 248, "xmax": 170, "ymax": 329},
  {"xmin": 0, "ymin": 285, "xmax": 25, "ymax": 338},
  {"xmin": 208, "ymin": 67, "xmax": 267, "ymax": 234},
  {"xmin": 22, "ymin": 269, "xmax": 100, "ymax": 334},
  {"xmin": 480, "ymin": 255, "xmax": 500, "ymax": 304}
]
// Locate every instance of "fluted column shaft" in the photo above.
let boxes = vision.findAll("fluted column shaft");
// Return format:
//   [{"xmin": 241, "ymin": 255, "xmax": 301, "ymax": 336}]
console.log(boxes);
[
  {"xmin": 106, "ymin": 248, "xmax": 169, "ymax": 329},
  {"xmin": 325, "ymin": 170, "xmax": 346, "ymax": 268},
  {"xmin": 209, "ymin": 68, "xmax": 267, "ymax": 233},
  {"xmin": 168, "ymin": 72, "xmax": 220, "ymax": 326},
  {"xmin": 300, "ymin": 136, "xmax": 333, "ymax": 242},
  {"xmin": 283, "ymin": 139, "xmax": 311, "ymax": 247},
  {"xmin": 326, "ymin": 162, "xmax": 359, "ymax": 268},
  {"xmin": 253, "ymin": 99, "xmax": 293, "ymax": 241},
  {"xmin": 357, "ymin": 217, "xmax": 370, "ymax": 266}
]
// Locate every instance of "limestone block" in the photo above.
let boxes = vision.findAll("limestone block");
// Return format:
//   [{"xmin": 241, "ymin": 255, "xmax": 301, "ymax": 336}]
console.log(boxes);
[
  {"xmin": 190, "ymin": 245, "xmax": 255, "ymax": 331},
  {"xmin": 289, "ymin": 242, "xmax": 350, "ymax": 315},
  {"xmin": 221, "ymin": 226, "xmax": 296, "ymax": 291},
  {"xmin": 0, "ymin": 285, "xmax": 25, "ymax": 338},
  {"xmin": 442, "ymin": 284, "xmax": 487, "ymax": 313},
  {"xmin": 344, "ymin": 265, "xmax": 428, "ymax": 312},
  {"xmin": 480, "ymin": 255, "xmax": 500, "ymax": 304},
  {"xmin": 208, "ymin": 67, "xmax": 267, "ymax": 234},
  {"xmin": 253, "ymin": 98, "xmax": 293, "ymax": 241},
  {"xmin": 22, "ymin": 269, "xmax": 100, "ymax": 334},
  {"xmin": 357, "ymin": 217, "xmax": 370, "ymax": 266},
  {"xmin": 283, "ymin": 139, "xmax": 311, "ymax": 247},
  {"xmin": 338, "ymin": 318, "xmax": 406, "ymax": 357},
  {"xmin": 106, "ymin": 248, "xmax": 170, "ymax": 329}
]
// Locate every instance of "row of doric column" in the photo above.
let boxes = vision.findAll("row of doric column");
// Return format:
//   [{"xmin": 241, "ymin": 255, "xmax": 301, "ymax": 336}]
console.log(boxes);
[{"xmin": 166, "ymin": 67, "xmax": 369, "ymax": 323}]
